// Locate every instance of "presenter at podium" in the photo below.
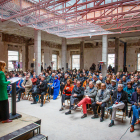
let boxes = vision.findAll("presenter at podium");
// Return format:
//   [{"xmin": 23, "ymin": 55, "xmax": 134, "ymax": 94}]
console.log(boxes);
[{"xmin": 0, "ymin": 61, "xmax": 12, "ymax": 123}]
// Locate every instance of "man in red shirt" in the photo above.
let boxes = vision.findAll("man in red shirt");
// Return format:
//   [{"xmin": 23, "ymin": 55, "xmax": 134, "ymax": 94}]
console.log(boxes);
[{"xmin": 31, "ymin": 74, "xmax": 37, "ymax": 85}]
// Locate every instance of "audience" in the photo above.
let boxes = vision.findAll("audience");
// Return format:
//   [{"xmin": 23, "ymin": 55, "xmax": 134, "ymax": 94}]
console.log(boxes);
[{"xmin": 5, "ymin": 68, "xmax": 140, "ymax": 133}]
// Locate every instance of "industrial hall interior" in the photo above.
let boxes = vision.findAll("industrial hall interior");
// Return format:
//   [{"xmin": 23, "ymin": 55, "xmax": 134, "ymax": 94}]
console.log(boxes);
[{"xmin": 0, "ymin": 0, "xmax": 140, "ymax": 140}]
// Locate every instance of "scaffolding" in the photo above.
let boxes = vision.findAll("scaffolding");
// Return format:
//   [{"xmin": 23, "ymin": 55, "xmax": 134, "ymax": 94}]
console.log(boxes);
[{"xmin": 0, "ymin": 0, "xmax": 140, "ymax": 38}]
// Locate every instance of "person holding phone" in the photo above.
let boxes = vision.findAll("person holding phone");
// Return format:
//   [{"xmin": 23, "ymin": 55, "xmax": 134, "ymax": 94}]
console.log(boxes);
[{"xmin": 0, "ymin": 61, "xmax": 12, "ymax": 123}]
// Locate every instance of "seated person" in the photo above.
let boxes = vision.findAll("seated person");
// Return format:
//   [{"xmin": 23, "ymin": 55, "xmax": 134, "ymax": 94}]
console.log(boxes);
[
  {"xmin": 130, "ymin": 86, "xmax": 140, "ymax": 132},
  {"xmin": 92, "ymin": 75, "xmax": 98, "ymax": 85},
  {"xmin": 32, "ymin": 76, "xmax": 47, "ymax": 107},
  {"xmin": 124, "ymin": 81, "xmax": 134, "ymax": 116},
  {"xmin": 45, "ymin": 73, "xmax": 50, "ymax": 83},
  {"xmin": 99, "ymin": 76, "xmax": 105, "ymax": 83},
  {"xmin": 65, "ymin": 81, "xmax": 84, "ymax": 115},
  {"xmin": 83, "ymin": 78, "xmax": 91, "ymax": 89},
  {"xmin": 132, "ymin": 76, "xmax": 139, "ymax": 91},
  {"xmin": 48, "ymin": 73, "xmax": 55, "ymax": 95},
  {"xmin": 16, "ymin": 75, "xmax": 32, "ymax": 102},
  {"xmin": 124, "ymin": 82, "xmax": 134, "ymax": 103},
  {"xmin": 50, "ymin": 76, "xmax": 60, "ymax": 100},
  {"xmin": 106, "ymin": 78, "xmax": 112, "ymax": 90},
  {"xmin": 78, "ymin": 73, "xmax": 85, "ymax": 86},
  {"xmin": 36, "ymin": 75, "xmax": 41, "ymax": 85},
  {"xmin": 31, "ymin": 74, "xmax": 37, "ymax": 85},
  {"xmin": 91, "ymin": 83, "xmax": 110, "ymax": 122},
  {"xmin": 60, "ymin": 74, "xmax": 68, "ymax": 95},
  {"xmin": 122, "ymin": 76, "xmax": 127, "ymax": 88},
  {"xmin": 108, "ymin": 84, "xmax": 128, "ymax": 127},
  {"xmin": 95, "ymin": 80, "xmax": 102, "ymax": 90},
  {"xmin": 59, "ymin": 79, "xmax": 74, "ymax": 111},
  {"xmin": 110, "ymin": 80, "xmax": 117, "ymax": 96},
  {"xmin": 73, "ymin": 81, "xmax": 97, "ymax": 119},
  {"xmin": 73, "ymin": 78, "xmax": 77, "ymax": 86}
]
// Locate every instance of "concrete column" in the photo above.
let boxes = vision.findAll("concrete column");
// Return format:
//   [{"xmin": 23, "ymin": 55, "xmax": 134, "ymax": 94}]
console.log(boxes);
[
  {"xmin": 80, "ymin": 40, "xmax": 84, "ymax": 69},
  {"xmin": 102, "ymin": 35, "xmax": 108, "ymax": 77},
  {"xmin": 115, "ymin": 38, "xmax": 119, "ymax": 74},
  {"xmin": 22, "ymin": 46, "xmax": 25, "ymax": 72},
  {"xmin": 25, "ymin": 41, "xmax": 29, "ymax": 71},
  {"xmin": 44, "ymin": 46, "xmax": 50, "ymax": 69},
  {"xmin": 34, "ymin": 30, "xmax": 41, "ymax": 75},
  {"xmin": 61, "ymin": 38, "xmax": 67, "ymax": 71}
]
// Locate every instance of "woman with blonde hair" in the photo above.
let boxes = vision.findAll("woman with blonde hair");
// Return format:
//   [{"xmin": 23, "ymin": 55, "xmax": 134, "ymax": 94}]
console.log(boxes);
[
  {"xmin": 59, "ymin": 79, "xmax": 74, "ymax": 111},
  {"xmin": 0, "ymin": 61, "xmax": 12, "ymax": 123}
]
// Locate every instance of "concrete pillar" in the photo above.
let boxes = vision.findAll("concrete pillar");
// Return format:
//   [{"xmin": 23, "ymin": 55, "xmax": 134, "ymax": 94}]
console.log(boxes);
[
  {"xmin": 44, "ymin": 46, "xmax": 50, "ymax": 69},
  {"xmin": 102, "ymin": 35, "xmax": 108, "ymax": 77},
  {"xmin": 80, "ymin": 40, "xmax": 84, "ymax": 69},
  {"xmin": 22, "ymin": 46, "xmax": 25, "ymax": 72},
  {"xmin": 115, "ymin": 38, "xmax": 119, "ymax": 74},
  {"xmin": 61, "ymin": 38, "xmax": 67, "ymax": 71},
  {"xmin": 25, "ymin": 41, "xmax": 29, "ymax": 71},
  {"xmin": 34, "ymin": 30, "xmax": 41, "ymax": 75}
]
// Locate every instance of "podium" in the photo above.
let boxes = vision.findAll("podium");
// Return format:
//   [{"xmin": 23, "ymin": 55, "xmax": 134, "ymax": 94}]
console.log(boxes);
[{"xmin": 9, "ymin": 77, "xmax": 22, "ymax": 120}]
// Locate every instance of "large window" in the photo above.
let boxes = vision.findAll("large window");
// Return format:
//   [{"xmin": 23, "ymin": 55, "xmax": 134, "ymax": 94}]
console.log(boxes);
[
  {"xmin": 8, "ymin": 51, "xmax": 19, "ymax": 71},
  {"xmin": 137, "ymin": 53, "xmax": 140, "ymax": 71},
  {"xmin": 52, "ymin": 54, "xmax": 58, "ymax": 70},
  {"xmin": 72, "ymin": 55, "xmax": 80, "ymax": 70},
  {"xmin": 108, "ymin": 54, "xmax": 115, "ymax": 67}
]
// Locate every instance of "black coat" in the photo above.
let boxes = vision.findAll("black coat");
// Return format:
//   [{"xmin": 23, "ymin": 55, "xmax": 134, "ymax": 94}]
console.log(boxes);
[
  {"xmin": 38, "ymin": 80, "xmax": 47, "ymax": 92},
  {"xmin": 36, "ymin": 78, "xmax": 41, "ymax": 85},
  {"xmin": 112, "ymin": 90, "xmax": 128, "ymax": 104},
  {"xmin": 72, "ymin": 86, "xmax": 84, "ymax": 100}
]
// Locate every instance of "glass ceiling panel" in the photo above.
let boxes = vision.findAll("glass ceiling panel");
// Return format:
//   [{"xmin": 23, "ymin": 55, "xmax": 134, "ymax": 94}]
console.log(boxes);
[{"xmin": 0, "ymin": 0, "xmax": 124, "ymax": 38}]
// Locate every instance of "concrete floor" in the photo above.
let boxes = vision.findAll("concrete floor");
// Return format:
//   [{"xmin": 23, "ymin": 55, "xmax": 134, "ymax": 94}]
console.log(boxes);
[{"xmin": 9, "ymin": 97, "xmax": 140, "ymax": 140}]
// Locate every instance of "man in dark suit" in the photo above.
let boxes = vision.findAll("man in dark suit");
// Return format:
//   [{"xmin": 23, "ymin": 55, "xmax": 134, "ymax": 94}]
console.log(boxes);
[
  {"xmin": 32, "ymin": 76, "xmax": 47, "ymax": 107},
  {"xmin": 109, "ymin": 84, "xmax": 128, "ymax": 127},
  {"xmin": 130, "ymin": 86, "xmax": 140, "ymax": 132},
  {"xmin": 91, "ymin": 83, "xmax": 110, "ymax": 122},
  {"xmin": 65, "ymin": 81, "xmax": 84, "ymax": 115}
]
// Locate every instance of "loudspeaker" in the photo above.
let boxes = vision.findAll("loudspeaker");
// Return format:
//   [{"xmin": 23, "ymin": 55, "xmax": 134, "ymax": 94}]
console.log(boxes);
[
  {"xmin": 66, "ymin": 63, "xmax": 68, "ymax": 69},
  {"xmin": 31, "ymin": 63, "xmax": 34, "ymax": 68}
]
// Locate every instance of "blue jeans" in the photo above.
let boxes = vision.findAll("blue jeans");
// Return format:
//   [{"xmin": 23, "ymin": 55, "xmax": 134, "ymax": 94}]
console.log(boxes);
[{"xmin": 131, "ymin": 105, "xmax": 140, "ymax": 126}]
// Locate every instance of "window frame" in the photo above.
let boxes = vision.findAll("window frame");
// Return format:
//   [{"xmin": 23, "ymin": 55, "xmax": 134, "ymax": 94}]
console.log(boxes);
[
  {"xmin": 137, "ymin": 53, "xmax": 140, "ymax": 71},
  {"xmin": 71, "ymin": 54, "xmax": 80, "ymax": 70},
  {"xmin": 8, "ymin": 50, "xmax": 19, "ymax": 71},
  {"xmin": 52, "ymin": 54, "xmax": 58, "ymax": 70},
  {"xmin": 108, "ymin": 54, "xmax": 115, "ymax": 68}
]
